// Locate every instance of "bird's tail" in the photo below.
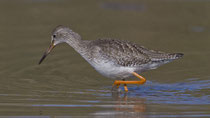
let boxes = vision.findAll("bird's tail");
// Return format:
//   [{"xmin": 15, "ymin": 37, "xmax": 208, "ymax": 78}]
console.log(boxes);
[
  {"xmin": 151, "ymin": 53, "xmax": 184, "ymax": 62},
  {"xmin": 168, "ymin": 53, "xmax": 184, "ymax": 60}
]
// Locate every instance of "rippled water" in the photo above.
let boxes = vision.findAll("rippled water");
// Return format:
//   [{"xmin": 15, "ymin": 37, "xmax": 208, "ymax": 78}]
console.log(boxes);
[{"xmin": 0, "ymin": 0, "xmax": 210, "ymax": 117}]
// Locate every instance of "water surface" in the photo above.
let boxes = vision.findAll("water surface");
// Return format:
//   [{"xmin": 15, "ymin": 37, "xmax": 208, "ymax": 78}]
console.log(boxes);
[{"xmin": 0, "ymin": 0, "xmax": 210, "ymax": 117}]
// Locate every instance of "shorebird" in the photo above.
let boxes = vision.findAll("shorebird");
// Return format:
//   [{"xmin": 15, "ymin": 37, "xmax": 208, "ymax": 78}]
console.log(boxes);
[{"xmin": 39, "ymin": 25, "xmax": 183, "ymax": 92}]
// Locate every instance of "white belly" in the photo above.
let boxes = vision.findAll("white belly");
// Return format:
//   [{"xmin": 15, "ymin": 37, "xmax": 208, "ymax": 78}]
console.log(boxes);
[{"xmin": 89, "ymin": 61, "xmax": 135, "ymax": 79}]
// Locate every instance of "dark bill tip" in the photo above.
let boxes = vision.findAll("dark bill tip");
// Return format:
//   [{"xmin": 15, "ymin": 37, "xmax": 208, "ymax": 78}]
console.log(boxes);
[
  {"xmin": 38, "ymin": 40, "xmax": 55, "ymax": 65},
  {"xmin": 38, "ymin": 52, "xmax": 48, "ymax": 65}
]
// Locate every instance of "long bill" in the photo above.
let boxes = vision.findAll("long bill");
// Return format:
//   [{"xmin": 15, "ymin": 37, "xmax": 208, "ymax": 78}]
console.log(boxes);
[{"xmin": 38, "ymin": 40, "xmax": 55, "ymax": 64}]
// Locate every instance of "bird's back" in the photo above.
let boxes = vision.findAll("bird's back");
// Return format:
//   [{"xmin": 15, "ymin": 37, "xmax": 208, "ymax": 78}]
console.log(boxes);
[{"xmin": 87, "ymin": 38, "xmax": 183, "ymax": 67}]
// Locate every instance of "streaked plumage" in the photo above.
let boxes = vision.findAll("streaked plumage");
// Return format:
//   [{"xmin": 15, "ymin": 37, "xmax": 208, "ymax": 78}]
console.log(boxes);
[{"xmin": 39, "ymin": 25, "xmax": 183, "ymax": 80}]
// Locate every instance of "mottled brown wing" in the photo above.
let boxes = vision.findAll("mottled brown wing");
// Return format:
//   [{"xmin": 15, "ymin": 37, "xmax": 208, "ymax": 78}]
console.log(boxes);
[{"xmin": 90, "ymin": 39, "xmax": 151, "ymax": 67}]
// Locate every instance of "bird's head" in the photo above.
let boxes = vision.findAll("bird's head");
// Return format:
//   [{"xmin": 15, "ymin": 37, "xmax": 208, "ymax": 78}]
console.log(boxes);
[{"xmin": 38, "ymin": 25, "xmax": 81, "ymax": 64}]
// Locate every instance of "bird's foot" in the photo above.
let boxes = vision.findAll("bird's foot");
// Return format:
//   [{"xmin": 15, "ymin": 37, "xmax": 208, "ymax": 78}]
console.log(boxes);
[
  {"xmin": 112, "ymin": 72, "xmax": 146, "ymax": 92},
  {"xmin": 112, "ymin": 84, "xmax": 122, "ymax": 92}
]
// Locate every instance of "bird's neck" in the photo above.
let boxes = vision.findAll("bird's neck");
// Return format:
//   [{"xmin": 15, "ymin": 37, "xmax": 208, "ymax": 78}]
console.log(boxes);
[{"xmin": 66, "ymin": 38, "xmax": 88, "ymax": 54}]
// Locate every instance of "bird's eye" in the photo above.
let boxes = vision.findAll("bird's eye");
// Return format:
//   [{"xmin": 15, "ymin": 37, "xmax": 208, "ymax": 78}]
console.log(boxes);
[{"xmin": 53, "ymin": 34, "xmax": 56, "ymax": 38}]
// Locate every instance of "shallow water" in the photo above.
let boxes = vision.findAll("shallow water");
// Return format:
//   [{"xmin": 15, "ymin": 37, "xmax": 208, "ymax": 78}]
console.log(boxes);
[{"xmin": 0, "ymin": 0, "xmax": 210, "ymax": 117}]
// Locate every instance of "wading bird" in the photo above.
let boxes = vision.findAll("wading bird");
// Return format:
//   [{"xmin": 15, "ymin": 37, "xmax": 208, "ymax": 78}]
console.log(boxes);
[{"xmin": 39, "ymin": 26, "xmax": 183, "ymax": 92}]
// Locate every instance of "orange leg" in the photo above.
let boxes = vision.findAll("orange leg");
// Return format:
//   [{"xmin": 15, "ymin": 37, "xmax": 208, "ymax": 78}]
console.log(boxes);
[
  {"xmin": 113, "ymin": 72, "xmax": 146, "ymax": 92},
  {"xmin": 123, "ymin": 79, "xmax": 128, "ymax": 92}
]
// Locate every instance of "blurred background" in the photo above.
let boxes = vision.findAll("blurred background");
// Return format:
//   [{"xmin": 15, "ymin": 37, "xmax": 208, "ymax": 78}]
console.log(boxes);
[{"xmin": 0, "ymin": 0, "xmax": 210, "ymax": 117}]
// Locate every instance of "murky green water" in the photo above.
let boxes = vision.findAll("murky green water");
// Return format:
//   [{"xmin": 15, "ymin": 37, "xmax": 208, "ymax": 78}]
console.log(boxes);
[{"xmin": 0, "ymin": 0, "xmax": 210, "ymax": 117}]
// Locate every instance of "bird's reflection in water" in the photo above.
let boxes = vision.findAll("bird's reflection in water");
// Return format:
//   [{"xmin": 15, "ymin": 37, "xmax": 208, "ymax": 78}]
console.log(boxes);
[{"xmin": 109, "ymin": 91, "xmax": 146, "ymax": 118}]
